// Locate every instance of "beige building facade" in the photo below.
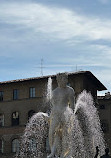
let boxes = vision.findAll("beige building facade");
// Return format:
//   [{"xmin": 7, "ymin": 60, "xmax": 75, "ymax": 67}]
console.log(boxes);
[{"xmin": 0, "ymin": 71, "xmax": 108, "ymax": 157}]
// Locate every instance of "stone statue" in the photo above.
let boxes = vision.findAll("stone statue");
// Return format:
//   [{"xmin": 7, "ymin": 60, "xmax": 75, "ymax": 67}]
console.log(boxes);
[{"xmin": 47, "ymin": 73, "xmax": 75, "ymax": 158}]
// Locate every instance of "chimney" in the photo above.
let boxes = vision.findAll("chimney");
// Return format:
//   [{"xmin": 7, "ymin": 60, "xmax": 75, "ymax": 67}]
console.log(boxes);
[{"xmin": 105, "ymin": 92, "xmax": 111, "ymax": 99}]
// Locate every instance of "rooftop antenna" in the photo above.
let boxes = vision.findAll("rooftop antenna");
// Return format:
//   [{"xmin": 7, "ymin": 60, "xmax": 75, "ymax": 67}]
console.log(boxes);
[
  {"xmin": 76, "ymin": 64, "xmax": 78, "ymax": 72},
  {"xmin": 41, "ymin": 58, "xmax": 44, "ymax": 76}
]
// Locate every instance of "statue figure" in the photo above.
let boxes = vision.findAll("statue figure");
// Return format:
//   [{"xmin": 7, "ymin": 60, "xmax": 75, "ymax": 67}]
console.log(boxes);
[{"xmin": 47, "ymin": 73, "xmax": 75, "ymax": 158}]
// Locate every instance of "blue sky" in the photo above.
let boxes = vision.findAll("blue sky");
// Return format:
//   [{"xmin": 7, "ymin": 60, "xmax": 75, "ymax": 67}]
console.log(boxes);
[{"xmin": 0, "ymin": 0, "xmax": 111, "ymax": 95}]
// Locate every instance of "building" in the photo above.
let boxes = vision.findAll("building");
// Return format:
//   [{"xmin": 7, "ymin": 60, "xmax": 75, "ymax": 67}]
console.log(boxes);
[
  {"xmin": 0, "ymin": 71, "xmax": 107, "ymax": 158},
  {"xmin": 98, "ymin": 92, "xmax": 111, "ymax": 151}
]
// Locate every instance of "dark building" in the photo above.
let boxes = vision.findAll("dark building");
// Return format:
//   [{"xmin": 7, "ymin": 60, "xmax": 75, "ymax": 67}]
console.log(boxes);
[
  {"xmin": 0, "ymin": 71, "xmax": 107, "ymax": 158},
  {"xmin": 98, "ymin": 92, "xmax": 111, "ymax": 150}
]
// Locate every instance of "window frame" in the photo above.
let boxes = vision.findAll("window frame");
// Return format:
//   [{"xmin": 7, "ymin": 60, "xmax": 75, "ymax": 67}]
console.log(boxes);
[
  {"xmin": 101, "ymin": 120, "xmax": 109, "ymax": 133},
  {"xmin": 28, "ymin": 110, "xmax": 35, "ymax": 119},
  {"xmin": 13, "ymin": 89, "xmax": 19, "ymax": 100},
  {"xmin": 99, "ymin": 104, "xmax": 105, "ymax": 109},
  {"xmin": 12, "ymin": 139, "xmax": 19, "ymax": 153},
  {"xmin": 0, "ymin": 139, "xmax": 3, "ymax": 153},
  {"xmin": 29, "ymin": 138, "xmax": 36, "ymax": 152},
  {"xmin": 0, "ymin": 91, "xmax": 3, "ymax": 101},
  {"xmin": 0, "ymin": 114, "xmax": 4, "ymax": 127},
  {"xmin": 12, "ymin": 112, "xmax": 19, "ymax": 126},
  {"xmin": 29, "ymin": 87, "xmax": 35, "ymax": 98}
]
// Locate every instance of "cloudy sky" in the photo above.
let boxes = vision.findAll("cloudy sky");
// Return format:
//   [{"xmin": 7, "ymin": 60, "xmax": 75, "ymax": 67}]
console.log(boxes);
[{"xmin": 0, "ymin": 0, "xmax": 111, "ymax": 95}]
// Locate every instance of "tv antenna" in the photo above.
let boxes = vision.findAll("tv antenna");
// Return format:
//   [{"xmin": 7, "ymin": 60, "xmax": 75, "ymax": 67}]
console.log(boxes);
[{"xmin": 40, "ymin": 58, "xmax": 45, "ymax": 76}]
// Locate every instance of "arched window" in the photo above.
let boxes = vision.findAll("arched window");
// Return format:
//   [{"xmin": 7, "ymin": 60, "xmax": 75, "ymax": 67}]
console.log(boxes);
[
  {"xmin": 0, "ymin": 139, "xmax": 3, "ymax": 153},
  {"xmin": 12, "ymin": 112, "xmax": 19, "ymax": 126},
  {"xmin": 46, "ymin": 137, "xmax": 50, "ymax": 153},
  {"xmin": 29, "ymin": 138, "xmax": 36, "ymax": 151},
  {"xmin": 28, "ymin": 110, "xmax": 35, "ymax": 119},
  {"xmin": 12, "ymin": 139, "xmax": 19, "ymax": 153},
  {"xmin": 0, "ymin": 114, "xmax": 4, "ymax": 127}
]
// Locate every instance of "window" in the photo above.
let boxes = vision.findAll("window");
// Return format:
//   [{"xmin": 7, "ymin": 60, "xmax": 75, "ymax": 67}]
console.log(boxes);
[
  {"xmin": 29, "ymin": 87, "xmax": 35, "ymax": 98},
  {"xmin": 100, "ymin": 104, "xmax": 105, "ymax": 109},
  {"xmin": 101, "ymin": 121, "xmax": 109, "ymax": 133},
  {"xmin": 13, "ymin": 89, "xmax": 19, "ymax": 100},
  {"xmin": 0, "ymin": 139, "xmax": 3, "ymax": 153},
  {"xmin": 12, "ymin": 139, "xmax": 19, "ymax": 153},
  {"xmin": 29, "ymin": 138, "xmax": 36, "ymax": 152},
  {"xmin": 0, "ymin": 91, "xmax": 3, "ymax": 101},
  {"xmin": 12, "ymin": 112, "xmax": 19, "ymax": 126},
  {"xmin": 67, "ymin": 83, "xmax": 71, "ymax": 86},
  {"xmin": 46, "ymin": 137, "xmax": 50, "ymax": 153},
  {"xmin": 28, "ymin": 110, "xmax": 35, "ymax": 119},
  {"xmin": 0, "ymin": 114, "xmax": 4, "ymax": 127}
]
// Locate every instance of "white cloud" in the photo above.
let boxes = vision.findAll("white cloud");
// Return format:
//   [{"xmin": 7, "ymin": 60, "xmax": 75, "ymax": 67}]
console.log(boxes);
[
  {"xmin": 1, "ymin": 2, "xmax": 111, "ymax": 44},
  {"xmin": 0, "ymin": 1, "xmax": 111, "ymax": 91},
  {"xmin": 98, "ymin": 0, "xmax": 109, "ymax": 4}
]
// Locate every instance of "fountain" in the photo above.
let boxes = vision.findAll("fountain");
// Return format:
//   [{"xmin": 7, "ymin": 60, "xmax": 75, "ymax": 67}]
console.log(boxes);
[
  {"xmin": 16, "ymin": 73, "xmax": 105, "ymax": 158},
  {"xmin": 46, "ymin": 77, "xmax": 52, "ymax": 114}
]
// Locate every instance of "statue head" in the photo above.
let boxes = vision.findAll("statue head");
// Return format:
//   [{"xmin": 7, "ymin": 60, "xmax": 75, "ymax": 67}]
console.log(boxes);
[{"xmin": 56, "ymin": 72, "xmax": 68, "ymax": 88}]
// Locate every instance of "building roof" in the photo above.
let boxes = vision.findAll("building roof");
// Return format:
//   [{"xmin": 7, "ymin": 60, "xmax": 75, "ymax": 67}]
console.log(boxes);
[
  {"xmin": 68, "ymin": 71, "xmax": 107, "ymax": 91},
  {"xmin": 0, "ymin": 71, "xmax": 107, "ymax": 91}
]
